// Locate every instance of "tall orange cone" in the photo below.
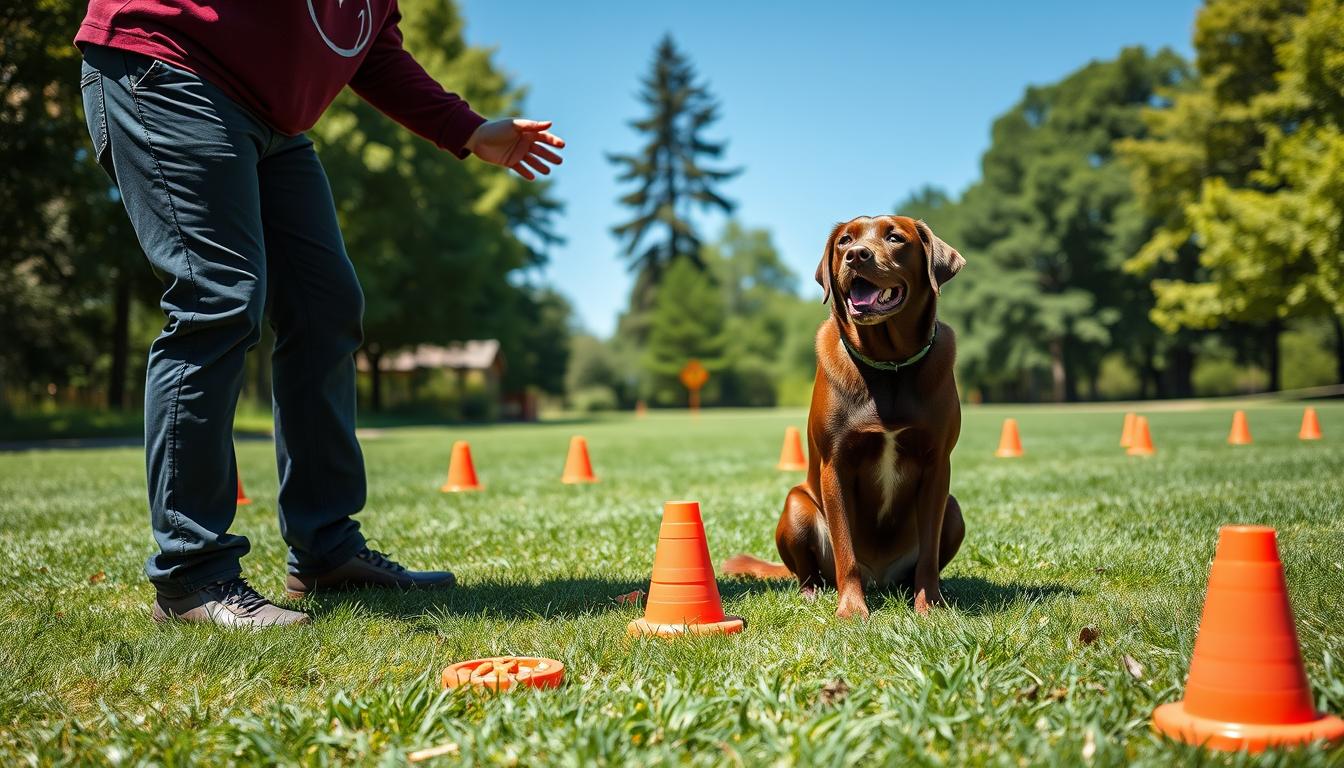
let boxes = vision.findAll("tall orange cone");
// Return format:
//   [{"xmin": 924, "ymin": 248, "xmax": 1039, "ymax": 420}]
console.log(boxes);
[
  {"xmin": 235, "ymin": 474, "xmax": 252, "ymax": 506},
  {"xmin": 777, "ymin": 426, "xmax": 807, "ymax": 471},
  {"xmin": 1127, "ymin": 416, "xmax": 1156, "ymax": 456},
  {"xmin": 561, "ymin": 435, "xmax": 598, "ymax": 484},
  {"xmin": 1299, "ymin": 407, "xmax": 1322, "ymax": 441},
  {"xmin": 440, "ymin": 441, "xmax": 483, "ymax": 492},
  {"xmin": 994, "ymin": 418, "xmax": 1023, "ymax": 458},
  {"xmin": 1153, "ymin": 525, "xmax": 1344, "ymax": 752},
  {"xmin": 628, "ymin": 501, "xmax": 744, "ymax": 637},
  {"xmin": 1228, "ymin": 410, "xmax": 1253, "ymax": 445},
  {"xmin": 1120, "ymin": 412, "xmax": 1137, "ymax": 448}
]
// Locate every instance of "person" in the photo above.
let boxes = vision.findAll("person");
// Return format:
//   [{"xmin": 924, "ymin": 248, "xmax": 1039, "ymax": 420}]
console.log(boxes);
[{"xmin": 75, "ymin": 1, "xmax": 564, "ymax": 628}]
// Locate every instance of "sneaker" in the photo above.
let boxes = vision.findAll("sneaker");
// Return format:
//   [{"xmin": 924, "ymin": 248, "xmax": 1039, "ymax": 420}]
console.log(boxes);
[
  {"xmin": 152, "ymin": 576, "xmax": 310, "ymax": 628},
  {"xmin": 285, "ymin": 547, "xmax": 456, "ymax": 598}
]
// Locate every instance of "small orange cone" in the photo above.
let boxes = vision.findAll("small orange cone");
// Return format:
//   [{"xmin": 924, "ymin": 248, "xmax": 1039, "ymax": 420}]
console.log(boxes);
[
  {"xmin": 777, "ymin": 426, "xmax": 807, "ymax": 471},
  {"xmin": 561, "ymin": 436, "xmax": 598, "ymax": 484},
  {"xmin": 635, "ymin": 400, "xmax": 648, "ymax": 419},
  {"xmin": 994, "ymin": 418, "xmax": 1023, "ymax": 458},
  {"xmin": 1127, "ymin": 416, "xmax": 1156, "ymax": 456},
  {"xmin": 1299, "ymin": 407, "xmax": 1322, "ymax": 441},
  {"xmin": 1228, "ymin": 410, "xmax": 1253, "ymax": 445},
  {"xmin": 628, "ymin": 501, "xmax": 744, "ymax": 637},
  {"xmin": 235, "ymin": 474, "xmax": 252, "ymax": 506},
  {"xmin": 1120, "ymin": 412, "xmax": 1137, "ymax": 448},
  {"xmin": 1153, "ymin": 525, "xmax": 1344, "ymax": 752},
  {"xmin": 440, "ymin": 441, "xmax": 482, "ymax": 492}
]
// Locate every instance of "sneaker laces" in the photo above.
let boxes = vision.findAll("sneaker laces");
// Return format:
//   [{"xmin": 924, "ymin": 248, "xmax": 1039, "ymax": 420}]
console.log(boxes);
[
  {"xmin": 357, "ymin": 547, "xmax": 407, "ymax": 574},
  {"xmin": 209, "ymin": 576, "xmax": 272, "ymax": 616}
]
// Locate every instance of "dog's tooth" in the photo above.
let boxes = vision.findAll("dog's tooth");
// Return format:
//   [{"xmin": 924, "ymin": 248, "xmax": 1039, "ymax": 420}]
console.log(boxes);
[{"xmin": 880, "ymin": 288, "xmax": 891, "ymax": 301}]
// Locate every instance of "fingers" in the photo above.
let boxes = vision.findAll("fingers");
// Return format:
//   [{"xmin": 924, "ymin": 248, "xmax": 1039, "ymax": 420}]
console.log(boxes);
[
  {"xmin": 511, "ymin": 119, "xmax": 553, "ymax": 132},
  {"xmin": 512, "ymin": 162, "xmax": 536, "ymax": 181},
  {"xmin": 522, "ymin": 154, "xmax": 550, "ymax": 176},
  {"xmin": 532, "ymin": 131, "xmax": 565, "ymax": 148},
  {"xmin": 529, "ymin": 143, "xmax": 563, "ymax": 165}
]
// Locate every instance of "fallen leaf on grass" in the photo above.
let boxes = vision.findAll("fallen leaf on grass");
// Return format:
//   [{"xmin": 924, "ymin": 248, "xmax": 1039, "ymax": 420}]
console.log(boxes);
[
  {"xmin": 88, "ymin": 571, "xmax": 106, "ymax": 584},
  {"xmin": 407, "ymin": 743, "xmax": 459, "ymax": 762},
  {"xmin": 614, "ymin": 590, "xmax": 645, "ymax": 606},
  {"xmin": 1122, "ymin": 654, "xmax": 1145, "ymax": 680},
  {"xmin": 819, "ymin": 677, "xmax": 850, "ymax": 706},
  {"xmin": 1079, "ymin": 626, "xmax": 1100, "ymax": 645}
]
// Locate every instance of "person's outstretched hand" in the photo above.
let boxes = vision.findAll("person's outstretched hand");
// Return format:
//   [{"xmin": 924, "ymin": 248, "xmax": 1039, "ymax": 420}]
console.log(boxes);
[{"xmin": 466, "ymin": 119, "xmax": 565, "ymax": 180}]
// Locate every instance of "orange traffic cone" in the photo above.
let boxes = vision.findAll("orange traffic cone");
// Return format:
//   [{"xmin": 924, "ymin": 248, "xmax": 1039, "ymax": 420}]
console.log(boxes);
[
  {"xmin": 235, "ymin": 474, "xmax": 252, "ymax": 506},
  {"xmin": 1120, "ymin": 412, "xmax": 1137, "ymax": 448},
  {"xmin": 777, "ymin": 426, "xmax": 807, "ymax": 471},
  {"xmin": 561, "ymin": 436, "xmax": 598, "ymax": 484},
  {"xmin": 628, "ymin": 501, "xmax": 744, "ymax": 637},
  {"xmin": 994, "ymin": 418, "xmax": 1023, "ymax": 458},
  {"xmin": 1127, "ymin": 416, "xmax": 1156, "ymax": 456},
  {"xmin": 1228, "ymin": 410, "xmax": 1253, "ymax": 445},
  {"xmin": 440, "ymin": 441, "xmax": 482, "ymax": 492},
  {"xmin": 635, "ymin": 400, "xmax": 648, "ymax": 419},
  {"xmin": 1299, "ymin": 407, "xmax": 1322, "ymax": 441},
  {"xmin": 1153, "ymin": 525, "xmax": 1344, "ymax": 752}
]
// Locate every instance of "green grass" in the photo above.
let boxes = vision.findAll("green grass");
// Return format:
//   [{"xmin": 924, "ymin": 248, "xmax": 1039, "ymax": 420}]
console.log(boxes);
[{"xmin": 1, "ymin": 403, "xmax": 1342, "ymax": 765}]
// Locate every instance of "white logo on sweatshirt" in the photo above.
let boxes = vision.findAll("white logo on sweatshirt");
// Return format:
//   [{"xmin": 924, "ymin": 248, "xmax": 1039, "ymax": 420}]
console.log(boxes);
[{"xmin": 307, "ymin": 0, "xmax": 374, "ymax": 58}]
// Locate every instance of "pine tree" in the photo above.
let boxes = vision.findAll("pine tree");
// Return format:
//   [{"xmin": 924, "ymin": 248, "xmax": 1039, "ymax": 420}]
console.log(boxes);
[{"xmin": 609, "ymin": 35, "xmax": 739, "ymax": 315}]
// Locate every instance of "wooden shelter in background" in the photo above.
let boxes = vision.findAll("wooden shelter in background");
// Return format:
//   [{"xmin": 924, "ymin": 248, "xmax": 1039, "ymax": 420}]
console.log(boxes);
[{"xmin": 356, "ymin": 340, "xmax": 536, "ymax": 420}]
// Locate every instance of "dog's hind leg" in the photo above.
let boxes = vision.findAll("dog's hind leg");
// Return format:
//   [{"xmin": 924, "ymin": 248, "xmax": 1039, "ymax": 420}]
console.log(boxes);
[
  {"xmin": 938, "ymin": 494, "xmax": 964, "ymax": 571},
  {"xmin": 777, "ymin": 485, "xmax": 828, "ymax": 596}
]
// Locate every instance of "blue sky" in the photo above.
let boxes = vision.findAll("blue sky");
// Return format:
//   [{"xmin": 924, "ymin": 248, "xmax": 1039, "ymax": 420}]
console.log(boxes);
[{"xmin": 458, "ymin": 0, "xmax": 1202, "ymax": 337}]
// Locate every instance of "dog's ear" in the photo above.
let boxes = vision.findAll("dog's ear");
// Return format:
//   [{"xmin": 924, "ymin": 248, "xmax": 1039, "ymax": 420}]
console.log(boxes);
[
  {"xmin": 914, "ymin": 220, "xmax": 965, "ymax": 294},
  {"xmin": 815, "ymin": 223, "xmax": 845, "ymax": 304}
]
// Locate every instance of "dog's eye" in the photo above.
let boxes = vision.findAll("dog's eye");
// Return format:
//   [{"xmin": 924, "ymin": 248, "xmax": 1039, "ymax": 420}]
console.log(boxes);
[
  {"xmin": 837, "ymin": 235, "xmax": 852, "ymax": 246},
  {"xmin": 886, "ymin": 232, "xmax": 905, "ymax": 244}
]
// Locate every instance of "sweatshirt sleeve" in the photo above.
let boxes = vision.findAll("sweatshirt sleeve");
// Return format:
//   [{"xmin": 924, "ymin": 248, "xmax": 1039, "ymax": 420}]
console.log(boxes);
[{"xmin": 348, "ymin": 4, "xmax": 487, "ymax": 158}]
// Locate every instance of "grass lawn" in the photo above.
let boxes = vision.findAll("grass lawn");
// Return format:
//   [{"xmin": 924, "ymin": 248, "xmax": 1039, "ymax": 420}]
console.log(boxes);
[{"xmin": 1, "ymin": 403, "xmax": 1341, "ymax": 765}]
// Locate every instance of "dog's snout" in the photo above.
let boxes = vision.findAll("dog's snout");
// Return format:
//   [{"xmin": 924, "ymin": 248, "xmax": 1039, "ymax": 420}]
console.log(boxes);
[{"xmin": 844, "ymin": 245, "xmax": 873, "ymax": 265}]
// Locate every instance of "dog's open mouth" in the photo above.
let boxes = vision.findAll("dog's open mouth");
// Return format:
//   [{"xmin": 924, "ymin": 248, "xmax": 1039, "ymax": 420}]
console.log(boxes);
[{"xmin": 846, "ymin": 277, "xmax": 905, "ymax": 319}]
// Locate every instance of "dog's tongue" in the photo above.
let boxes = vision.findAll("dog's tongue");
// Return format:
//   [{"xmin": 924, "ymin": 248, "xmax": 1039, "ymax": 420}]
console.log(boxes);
[{"xmin": 849, "ymin": 278, "xmax": 883, "ymax": 310}]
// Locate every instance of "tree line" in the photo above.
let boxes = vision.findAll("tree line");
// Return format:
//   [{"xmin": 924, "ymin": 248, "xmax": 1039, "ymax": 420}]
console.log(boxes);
[
  {"xmin": 572, "ymin": 1, "xmax": 1343, "ymax": 410},
  {"xmin": 0, "ymin": 0, "xmax": 570, "ymax": 417},
  {"xmin": 4, "ymin": 0, "xmax": 1341, "ymax": 420}
]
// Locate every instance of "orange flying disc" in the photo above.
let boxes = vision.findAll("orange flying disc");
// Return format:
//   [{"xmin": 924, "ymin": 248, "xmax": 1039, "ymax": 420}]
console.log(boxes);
[{"xmin": 441, "ymin": 656, "xmax": 565, "ymax": 692}]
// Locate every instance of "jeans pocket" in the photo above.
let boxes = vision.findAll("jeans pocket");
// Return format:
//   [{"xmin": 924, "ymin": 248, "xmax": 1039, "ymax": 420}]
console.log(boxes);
[
  {"xmin": 79, "ymin": 63, "xmax": 111, "ymax": 176},
  {"xmin": 130, "ymin": 59, "xmax": 165, "ymax": 91}
]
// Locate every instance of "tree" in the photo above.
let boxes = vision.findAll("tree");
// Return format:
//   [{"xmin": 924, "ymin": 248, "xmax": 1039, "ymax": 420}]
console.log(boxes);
[
  {"xmin": 0, "ymin": 1, "xmax": 153, "ymax": 408},
  {"xmin": 310, "ymin": 0, "xmax": 565, "ymax": 409},
  {"xmin": 1120, "ymin": 0, "xmax": 1310, "ymax": 391},
  {"xmin": 930, "ymin": 48, "xmax": 1192, "ymax": 402},
  {"xmin": 609, "ymin": 35, "xmax": 739, "ymax": 317},
  {"xmin": 704, "ymin": 222, "xmax": 808, "ymax": 406},
  {"xmin": 1171, "ymin": 0, "xmax": 1344, "ymax": 383},
  {"xmin": 640, "ymin": 258, "xmax": 728, "ymax": 405}
]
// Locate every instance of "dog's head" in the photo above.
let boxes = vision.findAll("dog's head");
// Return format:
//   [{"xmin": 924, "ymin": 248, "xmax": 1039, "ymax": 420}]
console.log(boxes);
[{"xmin": 815, "ymin": 215, "xmax": 964, "ymax": 325}]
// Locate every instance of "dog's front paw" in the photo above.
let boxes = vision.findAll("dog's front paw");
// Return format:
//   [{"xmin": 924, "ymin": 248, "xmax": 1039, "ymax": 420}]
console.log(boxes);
[
  {"xmin": 913, "ymin": 585, "xmax": 945, "ymax": 615},
  {"xmin": 835, "ymin": 591, "xmax": 870, "ymax": 620}
]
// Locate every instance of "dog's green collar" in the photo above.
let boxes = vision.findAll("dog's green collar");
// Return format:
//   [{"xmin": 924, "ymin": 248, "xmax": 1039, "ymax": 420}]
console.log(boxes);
[{"xmin": 840, "ymin": 319, "xmax": 937, "ymax": 372}]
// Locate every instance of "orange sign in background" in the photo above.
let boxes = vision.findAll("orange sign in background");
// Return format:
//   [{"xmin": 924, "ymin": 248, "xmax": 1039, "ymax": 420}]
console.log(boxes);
[{"xmin": 680, "ymin": 359, "xmax": 709, "ymax": 413}]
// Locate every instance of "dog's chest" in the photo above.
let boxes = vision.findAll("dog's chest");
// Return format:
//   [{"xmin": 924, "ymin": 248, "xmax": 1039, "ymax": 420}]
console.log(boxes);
[{"xmin": 874, "ymin": 431, "xmax": 903, "ymax": 520}]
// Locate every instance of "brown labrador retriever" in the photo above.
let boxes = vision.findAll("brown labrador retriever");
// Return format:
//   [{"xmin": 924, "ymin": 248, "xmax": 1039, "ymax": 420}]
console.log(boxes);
[{"xmin": 723, "ymin": 215, "xmax": 966, "ymax": 618}]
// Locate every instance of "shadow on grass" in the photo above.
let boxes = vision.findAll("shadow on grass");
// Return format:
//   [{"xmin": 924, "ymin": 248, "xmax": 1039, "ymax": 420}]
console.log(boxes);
[
  {"xmin": 858, "ymin": 577, "xmax": 1075, "ymax": 616},
  {"xmin": 298, "ymin": 574, "xmax": 1071, "ymax": 622},
  {"xmin": 938, "ymin": 576, "xmax": 1076, "ymax": 615},
  {"xmin": 299, "ymin": 576, "xmax": 780, "ymax": 622}
]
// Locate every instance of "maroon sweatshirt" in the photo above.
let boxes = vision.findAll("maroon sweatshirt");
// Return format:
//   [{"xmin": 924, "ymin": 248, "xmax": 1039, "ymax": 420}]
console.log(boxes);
[{"xmin": 75, "ymin": 0, "xmax": 487, "ymax": 157}]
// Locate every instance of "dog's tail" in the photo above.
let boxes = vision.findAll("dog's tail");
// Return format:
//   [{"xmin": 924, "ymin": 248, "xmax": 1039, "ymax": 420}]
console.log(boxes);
[{"xmin": 721, "ymin": 553, "xmax": 793, "ymax": 580}]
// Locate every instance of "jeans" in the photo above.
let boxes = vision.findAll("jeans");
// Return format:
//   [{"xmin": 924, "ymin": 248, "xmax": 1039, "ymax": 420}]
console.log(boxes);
[{"xmin": 79, "ymin": 44, "xmax": 367, "ymax": 596}]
